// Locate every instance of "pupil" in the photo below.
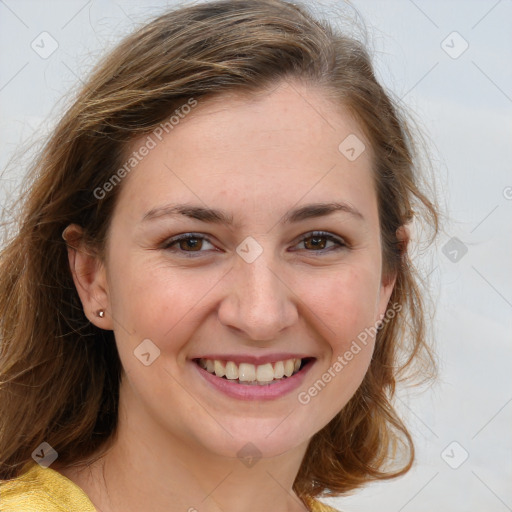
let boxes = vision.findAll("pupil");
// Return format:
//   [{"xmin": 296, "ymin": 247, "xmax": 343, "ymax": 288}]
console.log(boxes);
[
  {"xmin": 182, "ymin": 238, "xmax": 200, "ymax": 251},
  {"xmin": 306, "ymin": 236, "xmax": 325, "ymax": 250}
]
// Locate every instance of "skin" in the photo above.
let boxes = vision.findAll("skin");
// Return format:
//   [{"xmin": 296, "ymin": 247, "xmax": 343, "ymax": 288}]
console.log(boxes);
[{"xmin": 59, "ymin": 80, "xmax": 407, "ymax": 512}]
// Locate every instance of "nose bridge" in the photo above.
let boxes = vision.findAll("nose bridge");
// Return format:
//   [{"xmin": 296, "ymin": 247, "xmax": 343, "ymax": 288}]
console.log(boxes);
[
  {"xmin": 243, "ymin": 254, "xmax": 282, "ymax": 308},
  {"xmin": 218, "ymin": 246, "xmax": 297, "ymax": 341}
]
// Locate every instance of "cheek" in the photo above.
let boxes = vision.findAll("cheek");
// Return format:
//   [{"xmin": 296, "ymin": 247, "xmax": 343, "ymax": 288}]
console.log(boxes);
[
  {"xmin": 299, "ymin": 268, "xmax": 381, "ymax": 418},
  {"xmin": 107, "ymin": 251, "xmax": 225, "ymax": 352},
  {"xmin": 298, "ymin": 264, "xmax": 382, "ymax": 349}
]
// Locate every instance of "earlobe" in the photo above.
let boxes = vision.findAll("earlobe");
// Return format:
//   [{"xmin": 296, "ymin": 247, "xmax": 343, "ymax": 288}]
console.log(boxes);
[
  {"xmin": 62, "ymin": 224, "xmax": 112, "ymax": 329},
  {"xmin": 376, "ymin": 223, "xmax": 410, "ymax": 322},
  {"xmin": 377, "ymin": 272, "xmax": 397, "ymax": 324},
  {"xmin": 396, "ymin": 223, "xmax": 411, "ymax": 257}
]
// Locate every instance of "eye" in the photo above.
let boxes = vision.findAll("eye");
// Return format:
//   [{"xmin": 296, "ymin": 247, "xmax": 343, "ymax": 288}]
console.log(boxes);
[
  {"xmin": 292, "ymin": 231, "xmax": 347, "ymax": 253},
  {"xmin": 160, "ymin": 230, "xmax": 347, "ymax": 258},
  {"xmin": 161, "ymin": 233, "xmax": 216, "ymax": 257}
]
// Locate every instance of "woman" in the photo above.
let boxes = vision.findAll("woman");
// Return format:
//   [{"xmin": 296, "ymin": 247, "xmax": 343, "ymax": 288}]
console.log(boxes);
[{"xmin": 0, "ymin": 1, "xmax": 439, "ymax": 511}]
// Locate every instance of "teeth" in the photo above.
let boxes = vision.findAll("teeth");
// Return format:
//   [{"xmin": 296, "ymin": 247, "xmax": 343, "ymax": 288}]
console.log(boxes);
[
  {"xmin": 198, "ymin": 357, "xmax": 304, "ymax": 383},
  {"xmin": 214, "ymin": 360, "xmax": 225, "ymax": 378},
  {"xmin": 238, "ymin": 363, "xmax": 256, "ymax": 382},
  {"xmin": 225, "ymin": 361, "xmax": 238, "ymax": 380},
  {"xmin": 284, "ymin": 359, "xmax": 295, "ymax": 377},
  {"xmin": 256, "ymin": 363, "xmax": 274, "ymax": 382},
  {"xmin": 273, "ymin": 361, "xmax": 284, "ymax": 379}
]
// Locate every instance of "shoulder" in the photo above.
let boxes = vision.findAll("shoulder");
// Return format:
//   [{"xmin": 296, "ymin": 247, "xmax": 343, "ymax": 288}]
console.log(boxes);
[
  {"xmin": 304, "ymin": 495, "xmax": 342, "ymax": 512},
  {"xmin": 311, "ymin": 502, "xmax": 342, "ymax": 512},
  {"xmin": 0, "ymin": 462, "xmax": 96, "ymax": 512}
]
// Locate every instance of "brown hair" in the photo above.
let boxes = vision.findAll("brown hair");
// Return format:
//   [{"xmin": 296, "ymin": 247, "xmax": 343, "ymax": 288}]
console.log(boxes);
[{"xmin": 0, "ymin": 0, "xmax": 439, "ymax": 503}]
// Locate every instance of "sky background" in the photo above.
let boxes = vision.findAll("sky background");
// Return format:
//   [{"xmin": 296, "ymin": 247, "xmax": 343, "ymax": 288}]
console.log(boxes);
[{"xmin": 0, "ymin": 1, "xmax": 511, "ymax": 511}]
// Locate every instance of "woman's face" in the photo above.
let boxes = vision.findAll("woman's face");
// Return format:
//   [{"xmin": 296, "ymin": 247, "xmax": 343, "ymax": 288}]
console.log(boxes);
[{"xmin": 93, "ymin": 81, "xmax": 396, "ymax": 459}]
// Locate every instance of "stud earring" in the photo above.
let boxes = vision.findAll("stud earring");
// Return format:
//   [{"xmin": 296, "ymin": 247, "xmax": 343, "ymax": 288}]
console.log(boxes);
[{"xmin": 97, "ymin": 309, "xmax": 105, "ymax": 318}]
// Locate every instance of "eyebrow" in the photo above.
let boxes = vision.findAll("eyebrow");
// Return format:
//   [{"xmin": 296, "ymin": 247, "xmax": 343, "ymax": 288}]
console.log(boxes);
[{"xmin": 141, "ymin": 201, "xmax": 365, "ymax": 226}]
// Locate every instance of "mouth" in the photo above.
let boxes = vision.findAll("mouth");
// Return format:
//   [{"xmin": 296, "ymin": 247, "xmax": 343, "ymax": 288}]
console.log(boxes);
[{"xmin": 192, "ymin": 357, "xmax": 315, "ymax": 386}]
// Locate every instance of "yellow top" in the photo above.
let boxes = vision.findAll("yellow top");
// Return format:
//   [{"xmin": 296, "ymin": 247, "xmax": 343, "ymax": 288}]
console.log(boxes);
[
  {"xmin": 0, "ymin": 462, "xmax": 340, "ymax": 512},
  {"xmin": 0, "ymin": 463, "xmax": 95, "ymax": 511}
]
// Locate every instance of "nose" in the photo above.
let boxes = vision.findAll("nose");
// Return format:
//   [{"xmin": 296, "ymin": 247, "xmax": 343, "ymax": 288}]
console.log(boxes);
[{"xmin": 217, "ymin": 252, "xmax": 298, "ymax": 342}]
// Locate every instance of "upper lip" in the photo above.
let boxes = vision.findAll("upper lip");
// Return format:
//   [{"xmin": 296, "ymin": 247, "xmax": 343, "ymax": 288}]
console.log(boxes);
[{"xmin": 192, "ymin": 353, "xmax": 314, "ymax": 365}]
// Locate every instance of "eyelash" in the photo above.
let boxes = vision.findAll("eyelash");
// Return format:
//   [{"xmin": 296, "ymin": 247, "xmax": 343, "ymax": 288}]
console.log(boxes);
[{"xmin": 160, "ymin": 231, "xmax": 347, "ymax": 257}]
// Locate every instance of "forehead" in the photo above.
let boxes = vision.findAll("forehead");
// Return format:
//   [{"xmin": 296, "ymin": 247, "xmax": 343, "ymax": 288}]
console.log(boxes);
[{"xmin": 114, "ymin": 81, "xmax": 377, "ymax": 227}]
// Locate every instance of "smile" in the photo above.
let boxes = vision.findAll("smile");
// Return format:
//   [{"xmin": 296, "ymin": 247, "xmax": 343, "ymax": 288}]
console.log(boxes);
[{"xmin": 194, "ymin": 357, "xmax": 311, "ymax": 385}]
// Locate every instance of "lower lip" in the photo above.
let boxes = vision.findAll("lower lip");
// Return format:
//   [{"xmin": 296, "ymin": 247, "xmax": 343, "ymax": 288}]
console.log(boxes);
[{"xmin": 192, "ymin": 359, "xmax": 315, "ymax": 401}]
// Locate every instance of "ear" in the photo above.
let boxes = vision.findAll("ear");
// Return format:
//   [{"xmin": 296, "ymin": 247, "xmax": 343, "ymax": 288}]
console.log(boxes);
[
  {"xmin": 62, "ymin": 223, "xmax": 113, "ymax": 330},
  {"xmin": 375, "ymin": 223, "xmax": 410, "ymax": 322}
]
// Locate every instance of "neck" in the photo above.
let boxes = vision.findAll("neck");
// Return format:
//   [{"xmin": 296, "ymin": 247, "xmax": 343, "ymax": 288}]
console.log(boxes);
[{"xmin": 57, "ymin": 392, "xmax": 311, "ymax": 512}]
